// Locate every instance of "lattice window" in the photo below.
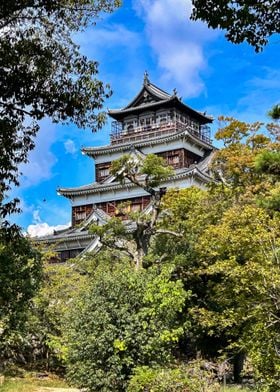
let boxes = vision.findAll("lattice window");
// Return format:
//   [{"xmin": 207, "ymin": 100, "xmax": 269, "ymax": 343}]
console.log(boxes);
[{"xmin": 96, "ymin": 162, "xmax": 111, "ymax": 182}]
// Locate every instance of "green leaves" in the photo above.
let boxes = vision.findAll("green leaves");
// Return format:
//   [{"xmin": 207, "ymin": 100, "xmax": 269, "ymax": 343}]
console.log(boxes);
[
  {"xmin": 66, "ymin": 262, "xmax": 188, "ymax": 391},
  {"xmin": 0, "ymin": 230, "xmax": 42, "ymax": 364},
  {"xmin": 140, "ymin": 154, "xmax": 173, "ymax": 188},
  {"xmin": 191, "ymin": 0, "xmax": 280, "ymax": 52},
  {"xmin": 0, "ymin": 0, "xmax": 121, "ymax": 217},
  {"xmin": 111, "ymin": 153, "xmax": 173, "ymax": 190},
  {"xmin": 255, "ymin": 151, "xmax": 280, "ymax": 176}
]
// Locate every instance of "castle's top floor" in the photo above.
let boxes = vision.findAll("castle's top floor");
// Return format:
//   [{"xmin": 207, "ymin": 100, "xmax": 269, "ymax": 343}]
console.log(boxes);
[{"xmin": 107, "ymin": 72, "xmax": 213, "ymax": 146}]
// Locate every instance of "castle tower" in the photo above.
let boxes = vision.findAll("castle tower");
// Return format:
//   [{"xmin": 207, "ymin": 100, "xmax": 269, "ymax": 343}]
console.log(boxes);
[{"xmin": 41, "ymin": 74, "xmax": 215, "ymax": 261}]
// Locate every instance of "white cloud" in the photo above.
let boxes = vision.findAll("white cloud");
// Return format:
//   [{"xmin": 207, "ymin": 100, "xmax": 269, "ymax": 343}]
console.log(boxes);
[
  {"xmin": 134, "ymin": 0, "xmax": 218, "ymax": 97},
  {"xmin": 236, "ymin": 67, "xmax": 280, "ymax": 120},
  {"xmin": 76, "ymin": 24, "xmax": 141, "ymax": 52},
  {"xmin": 19, "ymin": 120, "xmax": 57, "ymax": 188},
  {"xmin": 247, "ymin": 67, "xmax": 280, "ymax": 91},
  {"xmin": 32, "ymin": 209, "xmax": 42, "ymax": 224},
  {"xmin": 64, "ymin": 139, "xmax": 77, "ymax": 155},
  {"xmin": 27, "ymin": 222, "xmax": 70, "ymax": 237}
]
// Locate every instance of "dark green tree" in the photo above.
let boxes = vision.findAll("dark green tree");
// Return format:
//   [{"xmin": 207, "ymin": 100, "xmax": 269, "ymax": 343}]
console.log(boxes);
[
  {"xmin": 0, "ymin": 230, "xmax": 42, "ymax": 367},
  {"xmin": 268, "ymin": 104, "xmax": 280, "ymax": 120},
  {"xmin": 66, "ymin": 259, "xmax": 188, "ymax": 392},
  {"xmin": 191, "ymin": 0, "xmax": 280, "ymax": 52},
  {"xmin": 0, "ymin": 0, "xmax": 120, "ymax": 218}
]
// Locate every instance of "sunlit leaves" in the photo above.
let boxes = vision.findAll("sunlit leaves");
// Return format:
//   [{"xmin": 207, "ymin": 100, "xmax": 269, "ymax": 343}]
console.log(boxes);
[{"xmin": 66, "ymin": 262, "xmax": 188, "ymax": 391}]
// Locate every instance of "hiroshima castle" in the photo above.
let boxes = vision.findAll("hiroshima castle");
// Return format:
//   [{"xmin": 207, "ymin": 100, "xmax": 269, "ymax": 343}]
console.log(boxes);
[{"xmin": 42, "ymin": 73, "xmax": 216, "ymax": 261}]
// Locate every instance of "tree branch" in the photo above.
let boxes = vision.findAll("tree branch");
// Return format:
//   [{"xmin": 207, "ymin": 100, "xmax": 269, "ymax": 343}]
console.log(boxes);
[{"xmin": 154, "ymin": 229, "xmax": 183, "ymax": 237}]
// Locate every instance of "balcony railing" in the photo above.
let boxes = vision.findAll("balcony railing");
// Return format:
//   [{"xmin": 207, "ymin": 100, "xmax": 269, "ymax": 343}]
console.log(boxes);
[{"xmin": 110, "ymin": 121, "xmax": 211, "ymax": 145}]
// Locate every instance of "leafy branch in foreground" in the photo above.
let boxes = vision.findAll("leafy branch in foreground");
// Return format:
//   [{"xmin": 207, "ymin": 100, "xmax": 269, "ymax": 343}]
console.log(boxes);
[
  {"xmin": 0, "ymin": 0, "xmax": 121, "ymax": 218},
  {"xmin": 90, "ymin": 154, "xmax": 180, "ymax": 269},
  {"xmin": 191, "ymin": 0, "xmax": 280, "ymax": 52}
]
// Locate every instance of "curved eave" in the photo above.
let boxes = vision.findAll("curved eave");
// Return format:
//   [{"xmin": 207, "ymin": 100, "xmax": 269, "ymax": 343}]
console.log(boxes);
[
  {"xmin": 58, "ymin": 167, "xmax": 212, "ymax": 198},
  {"xmin": 109, "ymin": 96, "xmax": 213, "ymax": 124},
  {"xmin": 36, "ymin": 231, "xmax": 96, "ymax": 243},
  {"xmin": 121, "ymin": 82, "xmax": 171, "ymax": 110},
  {"xmin": 82, "ymin": 128, "xmax": 215, "ymax": 158}
]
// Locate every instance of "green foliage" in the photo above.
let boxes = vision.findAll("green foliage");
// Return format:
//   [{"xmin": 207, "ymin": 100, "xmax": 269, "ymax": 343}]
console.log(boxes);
[
  {"xmin": 150, "ymin": 116, "xmax": 280, "ymax": 389},
  {"xmin": 24, "ymin": 257, "xmax": 86, "ymax": 370},
  {"xmin": 0, "ymin": 230, "xmax": 42, "ymax": 367},
  {"xmin": 255, "ymin": 151, "xmax": 280, "ymax": 176},
  {"xmin": 127, "ymin": 362, "xmax": 220, "ymax": 392},
  {"xmin": 111, "ymin": 153, "xmax": 173, "ymax": 189},
  {"xmin": 139, "ymin": 154, "xmax": 173, "ymax": 187},
  {"xmin": 93, "ymin": 153, "xmax": 175, "ymax": 269},
  {"xmin": 189, "ymin": 200, "xmax": 280, "ymax": 388},
  {"xmin": 268, "ymin": 104, "xmax": 280, "ymax": 120},
  {"xmin": 0, "ymin": 0, "xmax": 120, "ymax": 217},
  {"xmin": 66, "ymin": 261, "xmax": 189, "ymax": 391},
  {"xmin": 191, "ymin": 0, "xmax": 280, "ymax": 51}
]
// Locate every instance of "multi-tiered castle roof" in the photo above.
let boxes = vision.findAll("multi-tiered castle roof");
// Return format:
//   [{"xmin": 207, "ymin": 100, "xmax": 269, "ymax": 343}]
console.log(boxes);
[{"xmin": 41, "ymin": 74, "xmax": 216, "ymax": 261}]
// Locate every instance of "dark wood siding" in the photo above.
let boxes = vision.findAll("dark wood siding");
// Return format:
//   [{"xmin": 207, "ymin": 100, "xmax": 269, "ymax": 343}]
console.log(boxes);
[
  {"xmin": 96, "ymin": 196, "xmax": 151, "ymax": 218},
  {"xmin": 58, "ymin": 248, "xmax": 84, "ymax": 263},
  {"xmin": 95, "ymin": 162, "xmax": 111, "ymax": 183},
  {"xmin": 72, "ymin": 204, "xmax": 93, "ymax": 226},
  {"xmin": 157, "ymin": 148, "xmax": 200, "ymax": 169}
]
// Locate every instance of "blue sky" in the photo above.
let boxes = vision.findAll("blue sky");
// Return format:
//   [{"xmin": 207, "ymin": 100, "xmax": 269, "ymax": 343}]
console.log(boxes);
[{"xmin": 12, "ymin": 0, "xmax": 280, "ymax": 235}]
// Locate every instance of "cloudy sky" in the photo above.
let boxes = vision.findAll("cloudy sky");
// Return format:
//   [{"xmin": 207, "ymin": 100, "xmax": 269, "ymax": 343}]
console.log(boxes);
[{"xmin": 11, "ymin": 0, "xmax": 280, "ymax": 235}]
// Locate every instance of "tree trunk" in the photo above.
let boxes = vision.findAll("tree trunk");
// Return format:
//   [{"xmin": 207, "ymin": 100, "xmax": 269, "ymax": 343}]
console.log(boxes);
[
  {"xmin": 233, "ymin": 352, "xmax": 245, "ymax": 383},
  {"xmin": 135, "ymin": 247, "xmax": 144, "ymax": 270}
]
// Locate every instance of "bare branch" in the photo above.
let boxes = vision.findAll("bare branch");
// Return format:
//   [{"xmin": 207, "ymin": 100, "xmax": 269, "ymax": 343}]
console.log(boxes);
[{"xmin": 154, "ymin": 229, "xmax": 183, "ymax": 237}]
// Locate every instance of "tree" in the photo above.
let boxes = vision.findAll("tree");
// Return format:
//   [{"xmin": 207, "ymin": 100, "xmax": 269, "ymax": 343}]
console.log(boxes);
[
  {"xmin": 24, "ymin": 255, "xmax": 86, "ymax": 370},
  {"xmin": 268, "ymin": 104, "xmax": 280, "ymax": 121},
  {"xmin": 0, "ymin": 0, "xmax": 120, "ymax": 218},
  {"xmin": 152, "ymin": 116, "xmax": 280, "ymax": 388},
  {"xmin": 191, "ymin": 0, "xmax": 280, "ymax": 52},
  {"xmin": 66, "ymin": 260, "xmax": 188, "ymax": 392},
  {"xmin": 193, "ymin": 204, "xmax": 280, "ymax": 390},
  {"xmin": 0, "ymin": 230, "xmax": 42, "ymax": 367},
  {"xmin": 90, "ymin": 154, "xmax": 177, "ymax": 269}
]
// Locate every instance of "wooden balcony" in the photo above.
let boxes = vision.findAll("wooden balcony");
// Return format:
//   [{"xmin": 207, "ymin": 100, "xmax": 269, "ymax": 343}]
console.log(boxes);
[{"xmin": 110, "ymin": 121, "xmax": 211, "ymax": 145}]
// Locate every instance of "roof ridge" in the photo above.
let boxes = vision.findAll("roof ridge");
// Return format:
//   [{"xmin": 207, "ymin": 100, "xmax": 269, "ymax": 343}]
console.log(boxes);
[{"xmin": 146, "ymin": 81, "xmax": 171, "ymax": 98}]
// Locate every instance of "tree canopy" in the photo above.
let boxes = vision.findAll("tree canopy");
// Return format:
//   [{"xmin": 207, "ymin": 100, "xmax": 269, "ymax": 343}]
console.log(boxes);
[
  {"xmin": 191, "ymin": 0, "xmax": 280, "ymax": 51},
  {"xmin": 0, "ymin": 0, "xmax": 120, "ymax": 218}
]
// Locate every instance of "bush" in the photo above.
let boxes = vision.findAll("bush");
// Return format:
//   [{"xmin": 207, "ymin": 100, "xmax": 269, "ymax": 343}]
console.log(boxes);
[
  {"xmin": 65, "ymin": 261, "xmax": 189, "ymax": 391},
  {"xmin": 127, "ymin": 362, "xmax": 220, "ymax": 392}
]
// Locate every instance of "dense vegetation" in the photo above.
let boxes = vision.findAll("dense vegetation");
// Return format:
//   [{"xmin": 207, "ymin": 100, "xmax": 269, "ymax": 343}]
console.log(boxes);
[
  {"xmin": 2, "ymin": 116, "xmax": 279, "ymax": 391},
  {"xmin": 67, "ymin": 117, "xmax": 280, "ymax": 391},
  {"xmin": 1, "ymin": 2, "xmax": 279, "ymax": 392}
]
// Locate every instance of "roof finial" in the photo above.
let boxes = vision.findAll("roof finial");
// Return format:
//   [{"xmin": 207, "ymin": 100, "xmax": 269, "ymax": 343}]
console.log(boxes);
[
  {"xmin": 173, "ymin": 88, "xmax": 177, "ymax": 96},
  {"xmin": 143, "ymin": 70, "xmax": 150, "ymax": 85}
]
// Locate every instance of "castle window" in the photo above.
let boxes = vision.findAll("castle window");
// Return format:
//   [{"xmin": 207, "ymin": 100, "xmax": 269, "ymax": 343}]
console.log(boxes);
[
  {"xmin": 167, "ymin": 155, "xmax": 179, "ymax": 165},
  {"xmin": 160, "ymin": 114, "xmax": 167, "ymax": 123},
  {"xmin": 99, "ymin": 168, "xmax": 110, "ymax": 177},
  {"xmin": 96, "ymin": 162, "xmax": 111, "ymax": 182}
]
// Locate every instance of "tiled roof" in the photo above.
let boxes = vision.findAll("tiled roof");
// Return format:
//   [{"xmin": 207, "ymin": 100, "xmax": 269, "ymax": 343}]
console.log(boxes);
[
  {"xmin": 82, "ymin": 128, "xmax": 214, "ymax": 157},
  {"xmin": 57, "ymin": 163, "xmax": 213, "ymax": 198}
]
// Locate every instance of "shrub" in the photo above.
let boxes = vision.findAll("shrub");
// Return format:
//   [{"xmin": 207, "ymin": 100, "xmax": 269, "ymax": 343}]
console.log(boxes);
[
  {"xmin": 127, "ymin": 361, "xmax": 220, "ymax": 392},
  {"xmin": 65, "ymin": 261, "xmax": 189, "ymax": 391}
]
